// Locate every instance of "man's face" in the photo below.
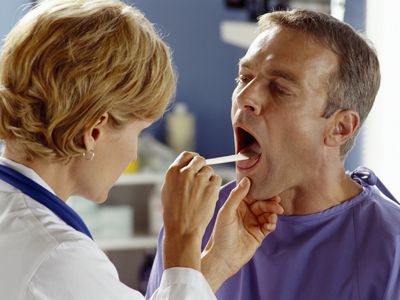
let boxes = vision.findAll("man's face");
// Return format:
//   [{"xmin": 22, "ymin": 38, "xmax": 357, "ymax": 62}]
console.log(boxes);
[{"xmin": 231, "ymin": 26, "xmax": 338, "ymax": 200}]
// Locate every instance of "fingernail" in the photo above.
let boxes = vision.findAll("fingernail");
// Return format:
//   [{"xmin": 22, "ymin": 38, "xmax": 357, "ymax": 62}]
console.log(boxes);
[{"xmin": 239, "ymin": 177, "xmax": 250, "ymax": 188}]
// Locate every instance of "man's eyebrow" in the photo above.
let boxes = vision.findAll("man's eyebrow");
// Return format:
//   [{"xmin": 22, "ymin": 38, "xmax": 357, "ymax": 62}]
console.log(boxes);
[
  {"xmin": 269, "ymin": 69, "xmax": 300, "ymax": 85},
  {"xmin": 238, "ymin": 58, "xmax": 251, "ymax": 69},
  {"xmin": 238, "ymin": 59, "xmax": 300, "ymax": 86}
]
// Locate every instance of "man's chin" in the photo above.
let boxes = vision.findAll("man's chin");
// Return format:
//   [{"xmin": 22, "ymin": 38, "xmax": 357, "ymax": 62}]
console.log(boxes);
[
  {"xmin": 245, "ymin": 179, "xmax": 278, "ymax": 201},
  {"xmin": 236, "ymin": 173, "xmax": 274, "ymax": 200}
]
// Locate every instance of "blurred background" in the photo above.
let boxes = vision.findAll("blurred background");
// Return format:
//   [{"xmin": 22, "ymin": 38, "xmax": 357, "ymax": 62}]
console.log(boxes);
[{"xmin": 1, "ymin": 0, "xmax": 399, "ymax": 291}]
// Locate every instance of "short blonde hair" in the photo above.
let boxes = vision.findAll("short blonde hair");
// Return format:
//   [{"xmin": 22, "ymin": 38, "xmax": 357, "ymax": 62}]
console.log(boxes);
[{"xmin": 0, "ymin": 0, "xmax": 176, "ymax": 160}]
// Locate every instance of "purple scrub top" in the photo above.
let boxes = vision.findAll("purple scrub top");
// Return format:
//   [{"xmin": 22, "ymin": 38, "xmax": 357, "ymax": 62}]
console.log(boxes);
[{"xmin": 146, "ymin": 168, "xmax": 400, "ymax": 300}]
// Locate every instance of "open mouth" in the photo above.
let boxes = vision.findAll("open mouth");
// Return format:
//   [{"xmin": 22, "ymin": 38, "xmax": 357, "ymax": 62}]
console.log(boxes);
[{"xmin": 235, "ymin": 127, "xmax": 262, "ymax": 170}]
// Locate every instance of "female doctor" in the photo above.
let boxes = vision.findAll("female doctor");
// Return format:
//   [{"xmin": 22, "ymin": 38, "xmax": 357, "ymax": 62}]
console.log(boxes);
[{"xmin": 0, "ymin": 0, "xmax": 283, "ymax": 299}]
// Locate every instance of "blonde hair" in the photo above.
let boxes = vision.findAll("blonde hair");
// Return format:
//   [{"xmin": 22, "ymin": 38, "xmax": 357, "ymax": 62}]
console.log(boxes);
[
  {"xmin": 0, "ymin": 0, "xmax": 176, "ymax": 160},
  {"xmin": 259, "ymin": 10, "xmax": 380, "ymax": 158}
]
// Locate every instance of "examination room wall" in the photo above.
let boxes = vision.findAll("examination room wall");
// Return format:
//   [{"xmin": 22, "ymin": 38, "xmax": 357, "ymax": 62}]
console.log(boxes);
[
  {"xmin": 128, "ymin": 0, "xmax": 366, "ymax": 170},
  {"xmin": 129, "ymin": 0, "xmax": 248, "ymax": 159},
  {"xmin": 0, "ymin": 1, "xmax": 30, "ymax": 39},
  {"xmin": 1, "ymin": 0, "xmax": 365, "ymax": 169}
]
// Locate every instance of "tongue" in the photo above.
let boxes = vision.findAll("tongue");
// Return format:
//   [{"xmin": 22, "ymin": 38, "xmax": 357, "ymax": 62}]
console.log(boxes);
[{"xmin": 237, "ymin": 142, "xmax": 261, "ymax": 169}]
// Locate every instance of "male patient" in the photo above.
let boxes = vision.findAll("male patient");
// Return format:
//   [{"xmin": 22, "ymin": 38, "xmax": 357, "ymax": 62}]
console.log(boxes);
[{"xmin": 146, "ymin": 9, "xmax": 400, "ymax": 300}]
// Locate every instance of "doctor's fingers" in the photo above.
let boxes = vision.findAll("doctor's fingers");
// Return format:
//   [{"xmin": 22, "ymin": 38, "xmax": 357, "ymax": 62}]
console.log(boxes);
[
  {"xmin": 249, "ymin": 198, "xmax": 284, "ymax": 217},
  {"xmin": 257, "ymin": 212, "xmax": 278, "ymax": 226},
  {"xmin": 196, "ymin": 166, "xmax": 216, "ymax": 181},
  {"xmin": 218, "ymin": 177, "xmax": 251, "ymax": 220},
  {"xmin": 191, "ymin": 172, "xmax": 222, "ymax": 202},
  {"xmin": 205, "ymin": 174, "xmax": 222, "ymax": 198},
  {"xmin": 180, "ymin": 155, "xmax": 207, "ymax": 174},
  {"xmin": 169, "ymin": 151, "xmax": 200, "ymax": 169},
  {"xmin": 166, "ymin": 153, "xmax": 204, "ymax": 179},
  {"xmin": 260, "ymin": 214, "xmax": 279, "ymax": 234}
]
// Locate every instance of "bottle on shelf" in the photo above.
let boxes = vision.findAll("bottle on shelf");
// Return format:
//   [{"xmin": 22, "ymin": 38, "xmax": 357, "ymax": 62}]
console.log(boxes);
[
  {"xmin": 124, "ymin": 159, "xmax": 139, "ymax": 174},
  {"xmin": 166, "ymin": 102, "xmax": 195, "ymax": 153}
]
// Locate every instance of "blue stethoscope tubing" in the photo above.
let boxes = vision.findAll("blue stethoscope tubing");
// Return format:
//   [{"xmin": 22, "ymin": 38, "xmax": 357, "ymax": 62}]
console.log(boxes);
[{"xmin": 0, "ymin": 164, "xmax": 93, "ymax": 239}]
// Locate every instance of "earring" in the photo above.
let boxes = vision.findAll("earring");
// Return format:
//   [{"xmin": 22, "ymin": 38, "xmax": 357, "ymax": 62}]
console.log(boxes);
[{"xmin": 83, "ymin": 149, "xmax": 95, "ymax": 161}]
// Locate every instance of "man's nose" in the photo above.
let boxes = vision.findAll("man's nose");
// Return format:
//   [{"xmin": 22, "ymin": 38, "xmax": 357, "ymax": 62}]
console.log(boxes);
[{"xmin": 234, "ymin": 80, "xmax": 262, "ymax": 115}]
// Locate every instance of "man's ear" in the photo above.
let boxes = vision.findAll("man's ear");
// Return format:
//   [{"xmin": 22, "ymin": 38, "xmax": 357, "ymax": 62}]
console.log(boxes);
[
  {"xmin": 324, "ymin": 109, "xmax": 360, "ymax": 147},
  {"xmin": 81, "ymin": 112, "xmax": 110, "ymax": 151}
]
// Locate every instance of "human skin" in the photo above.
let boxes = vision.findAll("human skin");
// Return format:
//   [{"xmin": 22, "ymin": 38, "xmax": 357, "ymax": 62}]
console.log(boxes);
[
  {"xmin": 4, "ymin": 113, "xmax": 150, "ymax": 203},
  {"xmin": 232, "ymin": 25, "xmax": 362, "ymax": 216},
  {"xmin": 163, "ymin": 153, "xmax": 284, "ymax": 291},
  {"xmin": 4, "ymin": 114, "xmax": 283, "ymax": 292}
]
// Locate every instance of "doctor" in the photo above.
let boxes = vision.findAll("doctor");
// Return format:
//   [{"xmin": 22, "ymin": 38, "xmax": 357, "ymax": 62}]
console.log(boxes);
[{"xmin": 0, "ymin": 0, "xmax": 283, "ymax": 299}]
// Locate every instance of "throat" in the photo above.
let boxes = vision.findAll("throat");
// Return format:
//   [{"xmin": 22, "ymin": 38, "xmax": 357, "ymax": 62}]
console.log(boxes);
[
  {"xmin": 278, "ymin": 176, "xmax": 363, "ymax": 216},
  {"xmin": 240, "ymin": 141, "xmax": 261, "ymax": 156}
]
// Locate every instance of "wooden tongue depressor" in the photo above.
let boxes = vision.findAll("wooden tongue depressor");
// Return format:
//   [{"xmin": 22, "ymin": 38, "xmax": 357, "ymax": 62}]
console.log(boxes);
[{"xmin": 205, "ymin": 153, "xmax": 249, "ymax": 166}]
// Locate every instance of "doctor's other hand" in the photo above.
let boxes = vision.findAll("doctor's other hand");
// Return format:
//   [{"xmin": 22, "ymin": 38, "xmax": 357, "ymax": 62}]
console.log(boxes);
[
  {"xmin": 161, "ymin": 151, "xmax": 222, "ymax": 271},
  {"xmin": 201, "ymin": 177, "xmax": 284, "ymax": 292}
]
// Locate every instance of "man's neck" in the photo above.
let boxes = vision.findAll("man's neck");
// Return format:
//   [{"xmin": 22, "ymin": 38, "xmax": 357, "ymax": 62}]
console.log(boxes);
[{"xmin": 278, "ymin": 167, "xmax": 363, "ymax": 216}]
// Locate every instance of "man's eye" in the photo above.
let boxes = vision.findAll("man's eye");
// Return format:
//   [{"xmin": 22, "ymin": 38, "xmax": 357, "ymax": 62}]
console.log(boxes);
[
  {"xmin": 271, "ymin": 82, "xmax": 291, "ymax": 96},
  {"xmin": 235, "ymin": 75, "xmax": 250, "ymax": 85}
]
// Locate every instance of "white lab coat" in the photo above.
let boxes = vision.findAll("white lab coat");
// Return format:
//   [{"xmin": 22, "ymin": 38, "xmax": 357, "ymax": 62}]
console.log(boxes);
[{"xmin": 0, "ymin": 157, "xmax": 216, "ymax": 300}]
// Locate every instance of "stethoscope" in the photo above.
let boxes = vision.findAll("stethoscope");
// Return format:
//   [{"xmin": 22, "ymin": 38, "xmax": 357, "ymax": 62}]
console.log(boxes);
[{"xmin": 0, "ymin": 164, "xmax": 93, "ymax": 239}]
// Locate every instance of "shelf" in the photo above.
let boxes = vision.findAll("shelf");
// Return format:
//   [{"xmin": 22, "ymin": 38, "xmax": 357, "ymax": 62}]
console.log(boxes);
[
  {"xmin": 114, "ymin": 172, "xmax": 164, "ymax": 186},
  {"xmin": 96, "ymin": 235, "xmax": 158, "ymax": 251},
  {"xmin": 220, "ymin": 3, "xmax": 332, "ymax": 49},
  {"xmin": 220, "ymin": 20, "xmax": 258, "ymax": 49},
  {"xmin": 114, "ymin": 166, "xmax": 235, "ymax": 187}
]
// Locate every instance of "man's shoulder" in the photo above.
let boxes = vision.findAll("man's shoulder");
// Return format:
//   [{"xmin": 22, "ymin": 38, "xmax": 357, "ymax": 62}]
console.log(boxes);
[
  {"xmin": 358, "ymin": 185, "xmax": 400, "ymax": 239},
  {"xmin": 364, "ymin": 185, "xmax": 400, "ymax": 215}
]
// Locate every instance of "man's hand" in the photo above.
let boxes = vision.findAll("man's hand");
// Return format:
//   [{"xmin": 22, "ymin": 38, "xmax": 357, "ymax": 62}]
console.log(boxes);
[
  {"xmin": 201, "ymin": 177, "xmax": 283, "ymax": 291},
  {"xmin": 162, "ymin": 152, "xmax": 222, "ymax": 271}
]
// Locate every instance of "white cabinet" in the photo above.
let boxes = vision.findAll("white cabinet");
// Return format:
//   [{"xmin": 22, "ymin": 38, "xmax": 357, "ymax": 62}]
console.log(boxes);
[
  {"xmin": 80, "ymin": 167, "xmax": 236, "ymax": 290},
  {"xmin": 95, "ymin": 172, "xmax": 165, "ymax": 252},
  {"xmin": 99, "ymin": 167, "xmax": 236, "ymax": 248},
  {"xmin": 68, "ymin": 171, "xmax": 165, "ymax": 290}
]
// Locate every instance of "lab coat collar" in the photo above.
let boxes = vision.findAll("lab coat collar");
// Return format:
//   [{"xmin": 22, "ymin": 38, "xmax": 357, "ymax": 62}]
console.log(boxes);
[{"xmin": 0, "ymin": 156, "xmax": 56, "ymax": 195}]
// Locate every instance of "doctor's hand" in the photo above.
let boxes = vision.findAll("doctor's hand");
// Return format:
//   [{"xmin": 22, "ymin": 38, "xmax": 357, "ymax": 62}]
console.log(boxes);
[
  {"xmin": 161, "ymin": 151, "xmax": 222, "ymax": 272},
  {"xmin": 201, "ymin": 177, "xmax": 284, "ymax": 292}
]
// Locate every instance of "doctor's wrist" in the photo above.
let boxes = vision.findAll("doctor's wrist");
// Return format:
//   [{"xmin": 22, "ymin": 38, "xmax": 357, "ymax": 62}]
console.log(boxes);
[
  {"xmin": 201, "ymin": 247, "xmax": 231, "ymax": 293},
  {"xmin": 163, "ymin": 234, "xmax": 202, "ymax": 271}
]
